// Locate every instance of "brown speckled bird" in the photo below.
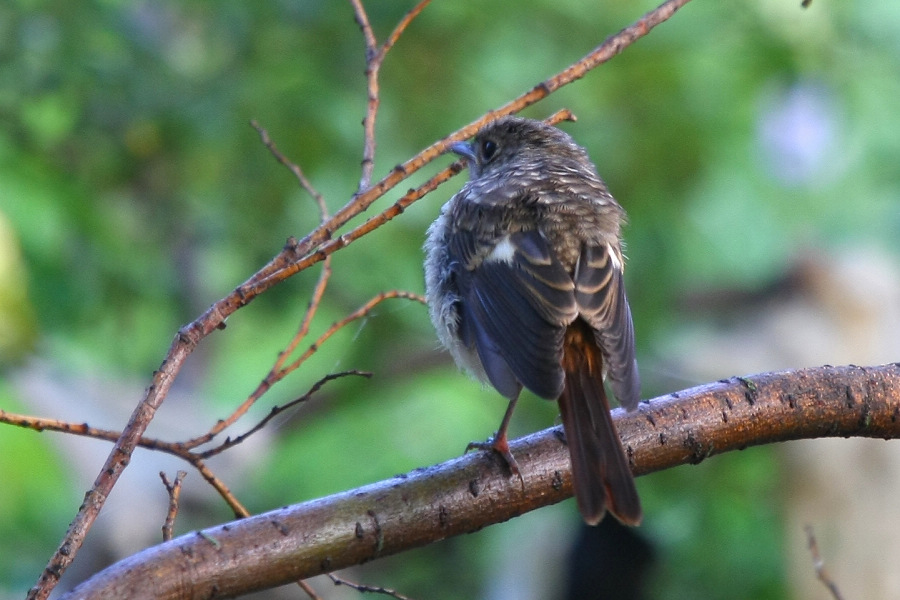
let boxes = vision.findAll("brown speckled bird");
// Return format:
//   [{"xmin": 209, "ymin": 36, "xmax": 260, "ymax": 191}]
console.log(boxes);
[{"xmin": 424, "ymin": 116, "xmax": 641, "ymax": 525}]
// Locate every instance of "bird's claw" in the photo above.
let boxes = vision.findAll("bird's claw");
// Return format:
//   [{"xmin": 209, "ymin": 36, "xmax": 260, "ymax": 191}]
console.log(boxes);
[{"xmin": 466, "ymin": 434, "xmax": 525, "ymax": 489}]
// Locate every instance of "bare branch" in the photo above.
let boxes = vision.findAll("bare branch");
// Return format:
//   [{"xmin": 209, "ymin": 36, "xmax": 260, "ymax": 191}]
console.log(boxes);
[
  {"xmin": 198, "ymin": 371, "xmax": 372, "ymax": 460},
  {"xmin": 328, "ymin": 573, "xmax": 415, "ymax": 600},
  {"xmin": 181, "ymin": 289, "xmax": 419, "ymax": 452},
  {"xmin": 806, "ymin": 525, "xmax": 846, "ymax": 600},
  {"xmin": 1, "ymin": 373, "xmax": 366, "ymax": 523},
  {"xmin": 274, "ymin": 290, "xmax": 426, "ymax": 381},
  {"xmin": 350, "ymin": 0, "xmax": 381, "ymax": 192},
  {"xmin": 0, "ymin": 411, "xmax": 244, "ymax": 518},
  {"xmin": 159, "ymin": 471, "xmax": 187, "ymax": 542},
  {"xmin": 26, "ymin": 336, "xmax": 195, "ymax": 600},
  {"xmin": 277, "ymin": 256, "xmax": 334, "ymax": 372},
  {"xmin": 251, "ymin": 120, "xmax": 328, "ymax": 219},
  {"xmin": 179, "ymin": 256, "xmax": 335, "ymax": 451},
  {"xmin": 349, "ymin": 0, "xmax": 377, "ymax": 57},
  {"xmin": 298, "ymin": 580, "xmax": 323, "ymax": 600},
  {"xmin": 60, "ymin": 364, "xmax": 900, "ymax": 600},
  {"xmin": 350, "ymin": 0, "xmax": 432, "ymax": 193},
  {"xmin": 0, "ymin": 367, "xmax": 371, "ymax": 520},
  {"xmin": 190, "ymin": 458, "xmax": 249, "ymax": 518},
  {"xmin": 382, "ymin": 1, "xmax": 431, "ymax": 57}
]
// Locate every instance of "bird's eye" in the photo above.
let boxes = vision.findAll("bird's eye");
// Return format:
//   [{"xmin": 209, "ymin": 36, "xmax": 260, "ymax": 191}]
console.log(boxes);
[{"xmin": 480, "ymin": 139, "xmax": 498, "ymax": 162}]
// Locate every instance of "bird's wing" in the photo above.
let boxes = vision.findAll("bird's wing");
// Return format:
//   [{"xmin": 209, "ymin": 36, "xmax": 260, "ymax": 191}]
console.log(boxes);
[
  {"xmin": 573, "ymin": 243, "xmax": 640, "ymax": 409},
  {"xmin": 449, "ymin": 227, "xmax": 577, "ymax": 400}
]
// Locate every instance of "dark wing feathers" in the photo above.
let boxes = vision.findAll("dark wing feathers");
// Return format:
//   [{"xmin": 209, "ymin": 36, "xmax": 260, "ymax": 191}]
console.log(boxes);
[
  {"xmin": 449, "ymin": 229, "xmax": 575, "ymax": 400},
  {"xmin": 471, "ymin": 264, "xmax": 564, "ymax": 398},
  {"xmin": 458, "ymin": 299, "xmax": 522, "ymax": 399},
  {"xmin": 574, "ymin": 244, "xmax": 640, "ymax": 409},
  {"xmin": 449, "ymin": 227, "xmax": 639, "ymax": 408}
]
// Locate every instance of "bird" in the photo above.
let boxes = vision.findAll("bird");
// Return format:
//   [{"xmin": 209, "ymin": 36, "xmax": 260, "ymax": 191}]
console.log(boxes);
[{"xmin": 424, "ymin": 116, "xmax": 642, "ymax": 526}]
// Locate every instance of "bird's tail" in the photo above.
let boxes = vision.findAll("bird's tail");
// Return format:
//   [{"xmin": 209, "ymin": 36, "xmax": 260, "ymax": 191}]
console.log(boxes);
[{"xmin": 559, "ymin": 325, "xmax": 642, "ymax": 526}]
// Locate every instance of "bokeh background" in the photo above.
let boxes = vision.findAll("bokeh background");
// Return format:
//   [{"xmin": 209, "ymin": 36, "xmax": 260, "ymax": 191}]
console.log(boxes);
[{"xmin": 1, "ymin": 0, "xmax": 899, "ymax": 598}]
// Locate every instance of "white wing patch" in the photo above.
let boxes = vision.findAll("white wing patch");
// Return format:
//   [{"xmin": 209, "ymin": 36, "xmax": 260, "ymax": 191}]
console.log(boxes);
[
  {"xmin": 608, "ymin": 242, "xmax": 622, "ymax": 272},
  {"xmin": 486, "ymin": 236, "xmax": 516, "ymax": 265}
]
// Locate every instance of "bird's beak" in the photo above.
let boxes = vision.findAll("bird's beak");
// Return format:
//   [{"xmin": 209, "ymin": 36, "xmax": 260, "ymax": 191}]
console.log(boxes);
[{"xmin": 450, "ymin": 141, "xmax": 477, "ymax": 163}]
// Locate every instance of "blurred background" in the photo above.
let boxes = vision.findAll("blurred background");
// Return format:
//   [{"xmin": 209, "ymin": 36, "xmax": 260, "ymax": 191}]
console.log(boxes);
[{"xmin": 1, "ymin": 0, "xmax": 899, "ymax": 598}]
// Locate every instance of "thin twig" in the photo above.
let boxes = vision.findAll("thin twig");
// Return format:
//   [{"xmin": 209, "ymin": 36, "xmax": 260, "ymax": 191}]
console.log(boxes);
[
  {"xmin": 275, "ymin": 290, "xmax": 426, "ymax": 381},
  {"xmin": 382, "ymin": 0, "xmax": 431, "ymax": 56},
  {"xmin": 191, "ymin": 457, "xmax": 250, "ymax": 517},
  {"xmin": 181, "ymin": 256, "xmax": 335, "ymax": 450},
  {"xmin": 0, "ymin": 366, "xmax": 369, "ymax": 521},
  {"xmin": 349, "ymin": 0, "xmax": 377, "ymax": 55},
  {"xmin": 298, "ymin": 580, "xmax": 323, "ymax": 600},
  {"xmin": 180, "ymin": 288, "xmax": 419, "ymax": 451},
  {"xmin": 329, "ymin": 573, "xmax": 414, "ymax": 600},
  {"xmin": 251, "ymin": 120, "xmax": 328, "ymax": 218},
  {"xmin": 199, "ymin": 371, "xmax": 372, "ymax": 460},
  {"xmin": 244, "ymin": 125, "xmax": 330, "ymax": 289},
  {"xmin": 0, "ymin": 410, "xmax": 154, "ymax": 444},
  {"xmin": 248, "ymin": 110, "xmax": 576, "ymax": 296},
  {"xmin": 0, "ymin": 409, "xmax": 196, "ymax": 462},
  {"xmin": 272, "ymin": 256, "xmax": 333, "ymax": 375},
  {"xmin": 0, "ymin": 289, "xmax": 420, "ymax": 467},
  {"xmin": 159, "ymin": 471, "xmax": 187, "ymax": 542},
  {"xmin": 350, "ymin": 0, "xmax": 431, "ymax": 193},
  {"xmin": 27, "ymin": 335, "xmax": 194, "ymax": 600},
  {"xmin": 349, "ymin": 0, "xmax": 380, "ymax": 192},
  {"xmin": 186, "ymin": 143, "xmax": 334, "ymax": 448},
  {"xmin": 0, "ymin": 409, "xmax": 245, "ymax": 519},
  {"xmin": 805, "ymin": 525, "xmax": 846, "ymax": 600}
]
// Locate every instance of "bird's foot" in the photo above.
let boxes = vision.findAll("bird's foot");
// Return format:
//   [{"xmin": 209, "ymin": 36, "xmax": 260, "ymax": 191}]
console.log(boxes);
[{"xmin": 466, "ymin": 433, "xmax": 525, "ymax": 489}]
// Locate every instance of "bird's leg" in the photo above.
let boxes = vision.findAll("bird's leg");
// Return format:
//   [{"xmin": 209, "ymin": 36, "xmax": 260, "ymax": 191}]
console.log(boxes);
[{"xmin": 466, "ymin": 394, "xmax": 524, "ymax": 486}]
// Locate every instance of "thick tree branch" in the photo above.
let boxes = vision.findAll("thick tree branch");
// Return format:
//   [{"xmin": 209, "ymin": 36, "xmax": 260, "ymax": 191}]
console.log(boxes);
[{"xmin": 61, "ymin": 364, "xmax": 900, "ymax": 600}]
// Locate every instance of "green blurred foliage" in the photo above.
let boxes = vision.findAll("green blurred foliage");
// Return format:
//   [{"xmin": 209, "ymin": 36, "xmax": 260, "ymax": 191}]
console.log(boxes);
[
  {"xmin": 0, "ymin": 385, "xmax": 76, "ymax": 593},
  {"xmin": 0, "ymin": 0, "xmax": 898, "ymax": 598}
]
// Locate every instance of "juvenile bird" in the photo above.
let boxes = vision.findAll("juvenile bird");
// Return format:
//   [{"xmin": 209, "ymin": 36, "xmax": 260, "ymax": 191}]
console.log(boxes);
[{"xmin": 424, "ymin": 116, "xmax": 642, "ymax": 525}]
